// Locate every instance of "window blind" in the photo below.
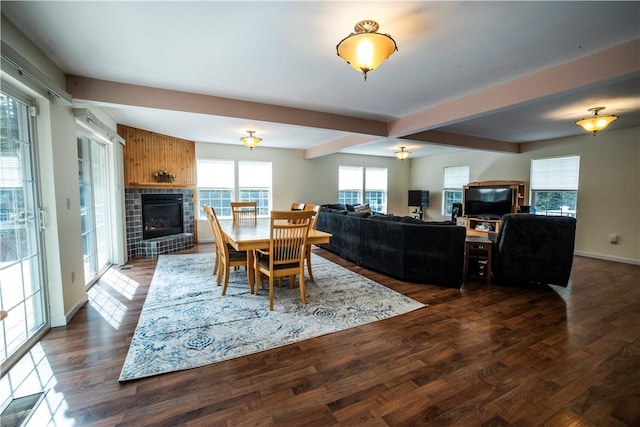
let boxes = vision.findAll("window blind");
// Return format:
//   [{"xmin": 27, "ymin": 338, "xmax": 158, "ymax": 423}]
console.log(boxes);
[
  {"xmin": 443, "ymin": 166, "xmax": 469, "ymax": 189},
  {"xmin": 531, "ymin": 156, "xmax": 580, "ymax": 190},
  {"xmin": 197, "ymin": 160, "xmax": 234, "ymax": 188},
  {"xmin": 339, "ymin": 166, "xmax": 363, "ymax": 190},
  {"xmin": 238, "ymin": 161, "xmax": 272, "ymax": 187},
  {"xmin": 365, "ymin": 167, "xmax": 387, "ymax": 191}
]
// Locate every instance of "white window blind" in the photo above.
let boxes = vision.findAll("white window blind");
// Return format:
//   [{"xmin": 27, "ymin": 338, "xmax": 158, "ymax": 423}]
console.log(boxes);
[
  {"xmin": 339, "ymin": 166, "xmax": 363, "ymax": 190},
  {"xmin": 365, "ymin": 167, "xmax": 387, "ymax": 190},
  {"xmin": 197, "ymin": 160, "xmax": 234, "ymax": 188},
  {"xmin": 443, "ymin": 166, "xmax": 469, "ymax": 188},
  {"xmin": 238, "ymin": 161, "xmax": 272, "ymax": 187},
  {"xmin": 531, "ymin": 156, "xmax": 580, "ymax": 190}
]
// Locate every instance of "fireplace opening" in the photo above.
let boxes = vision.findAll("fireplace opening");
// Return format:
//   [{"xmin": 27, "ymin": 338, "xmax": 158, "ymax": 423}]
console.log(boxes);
[{"xmin": 141, "ymin": 194, "xmax": 184, "ymax": 240}]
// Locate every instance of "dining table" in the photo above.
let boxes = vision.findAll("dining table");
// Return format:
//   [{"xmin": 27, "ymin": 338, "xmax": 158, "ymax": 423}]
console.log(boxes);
[{"xmin": 218, "ymin": 217, "xmax": 332, "ymax": 289}]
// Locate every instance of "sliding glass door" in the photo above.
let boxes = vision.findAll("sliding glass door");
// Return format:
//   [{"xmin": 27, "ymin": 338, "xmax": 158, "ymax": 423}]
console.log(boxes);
[
  {"xmin": 78, "ymin": 133, "xmax": 111, "ymax": 285},
  {"xmin": 0, "ymin": 88, "xmax": 48, "ymax": 375}
]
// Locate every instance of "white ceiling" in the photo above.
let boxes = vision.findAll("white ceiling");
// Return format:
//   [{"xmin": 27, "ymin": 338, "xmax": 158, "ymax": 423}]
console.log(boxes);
[{"xmin": 2, "ymin": 1, "xmax": 639, "ymax": 158}]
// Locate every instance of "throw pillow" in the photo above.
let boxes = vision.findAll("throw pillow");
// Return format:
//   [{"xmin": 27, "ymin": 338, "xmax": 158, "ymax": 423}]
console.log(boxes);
[{"xmin": 354, "ymin": 203, "xmax": 372, "ymax": 213}]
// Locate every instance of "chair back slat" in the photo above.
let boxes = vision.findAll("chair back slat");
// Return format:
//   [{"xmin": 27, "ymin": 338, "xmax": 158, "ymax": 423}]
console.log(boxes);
[
  {"xmin": 269, "ymin": 210, "xmax": 313, "ymax": 267},
  {"xmin": 204, "ymin": 204, "xmax": 228, "ymax": 257},
  {"xmin": 231, "ymin": 201, "xmax": 257, "ymax": 225},
  {"xmin": 303, "ymin": 204, "xmax": 321, "ymax": 230}
]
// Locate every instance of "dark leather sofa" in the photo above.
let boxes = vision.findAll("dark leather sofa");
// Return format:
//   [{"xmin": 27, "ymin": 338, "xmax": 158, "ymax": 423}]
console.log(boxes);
[
  {"xmin": 488, "ymin": 213, "xmax": 577, "ymax": 287},
  {"xmin": 316, "ymin": 206, "xmax": 466, "ymax": 287}
]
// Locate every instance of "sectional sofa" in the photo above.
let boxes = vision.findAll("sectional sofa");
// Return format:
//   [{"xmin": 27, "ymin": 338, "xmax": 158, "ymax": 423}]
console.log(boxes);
[{"xmin": 315, "ymin": 205, "xmax": 467, "ymax": 287}]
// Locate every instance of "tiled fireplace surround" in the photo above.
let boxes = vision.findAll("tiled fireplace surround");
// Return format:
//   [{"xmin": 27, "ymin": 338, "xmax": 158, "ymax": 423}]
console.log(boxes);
[{"xmin": 125, "ymin": 188, "xmax": 195, "ymax": 258}]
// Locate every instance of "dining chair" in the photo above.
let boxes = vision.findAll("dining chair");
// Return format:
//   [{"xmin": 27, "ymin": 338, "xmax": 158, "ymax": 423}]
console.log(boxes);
[
  {"xmin": 303, "ymin": 204, "xmax": 321, "ymax": 282},
  {"xmin": 290, "ymin": 202, "xmax": 305, "ymax": 211},
  {"xmin": 255, "ymin": 210, "xmax": 313, "ymax": 311},
  {"xmin": 203, "ymin": 205, "xmax": 251, "ymax": 294},
  {"xmin": 231, "ymin": 201, "xmax": 257, "ymax": 226}
]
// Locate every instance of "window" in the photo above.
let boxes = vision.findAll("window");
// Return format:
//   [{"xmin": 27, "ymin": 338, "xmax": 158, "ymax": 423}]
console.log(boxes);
[
  {"xmin": 338, "ymin": 166, "xmax": 363, "ymax": 205},
  {"xmin": 238, "ymin": 161, "xmax": 272, "ymax": 217},
  {"xmin": 365, "ymin": 167, "xmax": 387, "ymax": 212},
  {"xmin": 338, "ymin": 166, "xmax": 387, "ymax": 212},
  {"xmin": 442, "ymin": 166, "xmax": 469, "ymax": 215},
  {"xmin": 197, "ymin": 160, "xmax": 272, "ymax": 218},
  {"xmin": 530, "ymin": 156, "xmax": 580, "ymax": 217},
  {"xmin": 197, "ymin": 160, "xmax": 234, "ymax": 218}
]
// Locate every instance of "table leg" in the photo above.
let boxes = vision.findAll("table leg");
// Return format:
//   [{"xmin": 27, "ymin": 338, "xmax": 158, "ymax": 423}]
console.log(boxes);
[{"xmin": 246, "ymin": 250, "xmax": 256, "ymax": 293}]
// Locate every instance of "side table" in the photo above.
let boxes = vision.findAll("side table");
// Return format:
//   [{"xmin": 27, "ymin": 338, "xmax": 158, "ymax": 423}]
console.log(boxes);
[{"xmin": 464, "ymin": 235, "xmax": 492, "ymax": 283}]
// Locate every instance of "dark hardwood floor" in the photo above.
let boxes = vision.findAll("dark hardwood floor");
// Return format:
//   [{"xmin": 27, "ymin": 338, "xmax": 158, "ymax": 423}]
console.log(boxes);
[{"xmin": 2, "ymin": 244, "xmax": 639, "ymax": 426}]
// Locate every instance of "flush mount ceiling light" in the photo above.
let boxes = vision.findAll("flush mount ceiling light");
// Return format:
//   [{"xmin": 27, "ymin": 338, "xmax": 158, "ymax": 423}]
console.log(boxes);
[
  {"xmin": 240, "ymin": 130, "xmax": 262, "ymax": 150},
  {"xmin": 575, "ymin": 107, "xmax": 618, "ymax": 135},
  {"xmin": 336, "ymin": 20, "xmax": 398, "ymax": 81},
  {"xmin": 394, "ymin": 146, "xmax": 411, "ymax": 160}
]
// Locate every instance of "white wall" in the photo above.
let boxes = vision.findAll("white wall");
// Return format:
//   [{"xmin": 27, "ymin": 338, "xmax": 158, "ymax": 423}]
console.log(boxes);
[
  {"xmin": 2, "ymin": 16, "xmax": 121, "ymax": 325},
  {"xmin": 195, "ymin": 142, "xmax": 410, "ymax": 241},
  {"xmin": 410, "ymin": 127, "xmax": 640, "ymax": 263}
]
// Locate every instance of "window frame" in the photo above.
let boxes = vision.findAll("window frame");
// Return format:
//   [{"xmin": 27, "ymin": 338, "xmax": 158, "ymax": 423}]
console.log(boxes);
[
  {"xmin": 530, "ymin": 156, "xmax": 580, "ymax": 217},
  {"xmin": 338, "ymin": 165, "xmax": 388, "ymax": 213},
  {"xmin": 442, "ymin": 166, "xmax": 469, "ymax": 216},
  {"xmin": 196, "ymin": 160, "xmax": 272, "ymax": 219}
]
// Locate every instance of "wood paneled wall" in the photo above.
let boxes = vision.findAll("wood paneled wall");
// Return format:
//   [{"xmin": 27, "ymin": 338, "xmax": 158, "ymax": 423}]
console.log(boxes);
[{"xmin": 118, "ymin": 125, "xmax": 196, "ymax": 188}]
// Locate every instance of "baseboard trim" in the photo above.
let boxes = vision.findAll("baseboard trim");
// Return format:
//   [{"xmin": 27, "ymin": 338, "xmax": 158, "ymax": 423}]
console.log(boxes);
[
  {"xmin": 574, "ymin": 251, "xmax": 640, "ymax": 266},
  {"xmin": 50, "ymin": 294, "xmax": 89, "ymax": 327}
]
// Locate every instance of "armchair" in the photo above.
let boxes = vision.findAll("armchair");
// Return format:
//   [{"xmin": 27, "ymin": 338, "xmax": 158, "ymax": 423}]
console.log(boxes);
[{"xmin": 489, "ymin": 213, "xmax": 577, "ymax": 287}]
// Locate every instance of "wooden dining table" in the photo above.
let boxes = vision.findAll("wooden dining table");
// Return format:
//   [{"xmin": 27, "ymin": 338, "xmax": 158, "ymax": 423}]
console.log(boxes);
[{"xmin": 218, "ymin": 218, "xmax": 332, "ymax": 289}]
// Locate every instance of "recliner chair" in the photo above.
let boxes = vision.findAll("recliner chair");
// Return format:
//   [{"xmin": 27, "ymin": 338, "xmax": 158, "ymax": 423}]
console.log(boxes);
[{"xmin": 489, "ymin": 213, "xmax": 577, "ymax": 287}]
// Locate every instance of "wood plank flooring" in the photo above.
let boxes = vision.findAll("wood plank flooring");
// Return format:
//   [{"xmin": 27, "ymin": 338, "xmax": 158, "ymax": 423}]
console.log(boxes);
[{"xmin": 2, "ymin": 244, "xmax": 639, "ymax": 426}]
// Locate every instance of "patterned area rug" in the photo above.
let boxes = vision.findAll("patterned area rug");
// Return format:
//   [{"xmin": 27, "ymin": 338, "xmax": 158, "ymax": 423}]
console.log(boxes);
[{"xmin": 119, "ymin": 253, "xmax": 425, "ymax": 381}]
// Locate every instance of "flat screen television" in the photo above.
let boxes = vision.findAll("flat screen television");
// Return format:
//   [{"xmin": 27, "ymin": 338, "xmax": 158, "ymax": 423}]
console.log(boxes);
[
  {"xmin": 408, "ymin": 190, "xmax": 429, "ymax": 207},
  {"xmin": 464, "ymin": 187, "xmax": 513, "ymax": 219}
]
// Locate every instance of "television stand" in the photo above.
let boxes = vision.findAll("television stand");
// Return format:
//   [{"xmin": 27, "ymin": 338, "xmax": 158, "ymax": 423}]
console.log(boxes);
[{"xmin": 464, "ymin": 217, "xmax": 501, "ymax": 236}]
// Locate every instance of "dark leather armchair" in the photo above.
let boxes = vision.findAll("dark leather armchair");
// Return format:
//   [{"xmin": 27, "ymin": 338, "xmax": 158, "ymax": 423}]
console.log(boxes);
[{"xmin": 489, "ymin": 213, "xmax": 577, "ymax": 287}]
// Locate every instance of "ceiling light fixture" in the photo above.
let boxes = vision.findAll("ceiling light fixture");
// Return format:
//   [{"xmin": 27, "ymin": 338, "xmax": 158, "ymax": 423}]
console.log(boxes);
[
  {"xmin": 240, "ymin": 130, "xmax": 262, "ymax": 150},
  {"xmin": 575, "ymin": 107, "xmax": 618, "ymax": 135},
  {"xmin": 394, "ymin": 146, "xmax": 411, "ymax": 160},
  {"xmin": 336, "ymin": 20, "xmax": 398, "ymax": 81}
]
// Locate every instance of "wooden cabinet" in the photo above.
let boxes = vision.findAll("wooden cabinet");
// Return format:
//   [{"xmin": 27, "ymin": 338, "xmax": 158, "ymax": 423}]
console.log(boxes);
[
  {"xmin": 464, "ymin": 236, "xmax": 492, "ymax": 283},
  {"xmin": 462, "ymin": 180, "xmax": 527, "ymax": 236}
]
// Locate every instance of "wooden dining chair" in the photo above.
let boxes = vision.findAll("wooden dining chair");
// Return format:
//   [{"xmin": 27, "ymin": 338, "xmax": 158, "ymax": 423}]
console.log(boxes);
[
  {"xmin": 203, "ymin": 205, "xmax": 251, "ymax": 294},
  {"xmin": 303, "ymin": 204, "xmax": 321, "ymax": 282},
  {"xmin": 290, "ymin": 202, "xmax": 305, "ymax": 211},
  {"xmin": 231, "ymin": 201, "xmax": 257, "ymax": 226},
  {"xmin": 255, "ymin": 210, "xmax": 313, "ymax": 311}
]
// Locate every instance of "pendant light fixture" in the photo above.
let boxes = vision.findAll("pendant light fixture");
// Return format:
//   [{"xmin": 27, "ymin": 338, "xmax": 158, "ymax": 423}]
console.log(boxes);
[
  {"xmin": 394, "ymin": 146, "xmax": 411, "ymax": 160},
  {"xmin": 240, "ymin": 130, "xmax": 262, "ymax": 150},
  {"xmin": 336, "ymin": 20, "xmax": 398, "ymax": 81},
  {"xmin": 575, "ymin": 107, "xmax": 618, "ymax": 135}
]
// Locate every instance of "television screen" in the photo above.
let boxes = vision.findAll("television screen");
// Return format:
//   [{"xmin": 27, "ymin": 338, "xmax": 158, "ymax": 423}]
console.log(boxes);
[
  {"xmin": 464, "ymin": 187, "xmax": 513, "ymax": 218},
  {"xmin": 408, "ymin": 190, "xmax": 429, "ymax": 207}
]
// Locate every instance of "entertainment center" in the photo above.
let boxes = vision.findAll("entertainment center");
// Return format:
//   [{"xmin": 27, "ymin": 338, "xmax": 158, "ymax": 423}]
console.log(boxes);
[
  {"xmin": 459, "ymin": 181, "xmax": 527, "ymax": 282},
  {"xmin": 460, "ymin": 180, "xmax": 527, "ymax": 236}
]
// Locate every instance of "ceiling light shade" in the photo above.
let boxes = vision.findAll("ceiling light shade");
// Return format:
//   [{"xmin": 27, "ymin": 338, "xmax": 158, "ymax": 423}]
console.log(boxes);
[
  {"xmin": 576, "ymin": 107, "xmax": 618, "ymax": 135},
  {"xmin": 240, "ymin": 130, "xmax": 262, "ymax": 150},
  {"xmin": 394, "ymin": 146, "xmax": 411, "ymax": 160},
  {"xmin": 336, "ymin": 20, "xmax": 398, "ymax": 81}
]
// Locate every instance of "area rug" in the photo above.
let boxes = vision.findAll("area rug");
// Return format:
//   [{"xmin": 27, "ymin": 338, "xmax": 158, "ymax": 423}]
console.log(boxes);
[{"xmin": 119, "ymin": 253, "xmax": 425, "ymax": 381}]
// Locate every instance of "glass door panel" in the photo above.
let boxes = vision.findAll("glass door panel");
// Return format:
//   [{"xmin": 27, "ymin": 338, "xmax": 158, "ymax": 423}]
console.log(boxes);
[{"xmin": 0, "ymin": 89, "xmax": 47, "ymax": 375}]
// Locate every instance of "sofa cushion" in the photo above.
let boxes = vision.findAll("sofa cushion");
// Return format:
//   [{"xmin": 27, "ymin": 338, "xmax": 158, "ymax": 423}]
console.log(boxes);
[
  {"xmin": 400, "ymin": 216, "xmax": 425, "ymax": 224},
  {"xmin": 368, "ymin": 214, "xmax": 402, "ymax": 222},
  {"xmin": 347, "ymin": 211, "xmax": 371, "ymax": 218}
]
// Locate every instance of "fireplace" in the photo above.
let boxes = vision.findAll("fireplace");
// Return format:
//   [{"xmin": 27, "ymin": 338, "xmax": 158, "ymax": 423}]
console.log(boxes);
[
  {"xmin": 141, "ymin": 194, "xmax": 184, "ymax": 240},
  {"xmin": 125, "ymin": 188, "xmax": 195, "ymax": 258}
]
